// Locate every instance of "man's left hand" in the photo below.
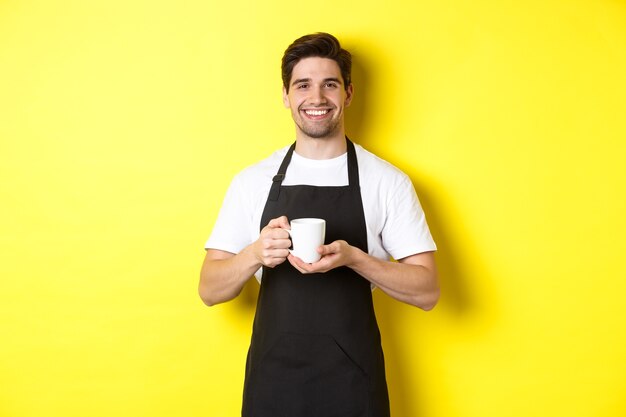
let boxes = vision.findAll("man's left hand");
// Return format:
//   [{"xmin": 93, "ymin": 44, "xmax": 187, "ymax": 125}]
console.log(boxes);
[{"xmin": 287, "ymin": 240, "xmax": 357, "ymax": 274}]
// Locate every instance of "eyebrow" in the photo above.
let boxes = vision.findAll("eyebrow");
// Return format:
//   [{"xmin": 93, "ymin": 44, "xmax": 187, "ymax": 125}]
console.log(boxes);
[{"xmin": 291, "ymin": 77, "xmax": 343, "ymax": 87}]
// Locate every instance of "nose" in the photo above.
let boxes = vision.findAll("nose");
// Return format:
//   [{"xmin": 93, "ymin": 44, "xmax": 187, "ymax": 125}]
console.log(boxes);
[{"xmin": 308, "ymin": 86, "xmax": 327, "ymax": 105}]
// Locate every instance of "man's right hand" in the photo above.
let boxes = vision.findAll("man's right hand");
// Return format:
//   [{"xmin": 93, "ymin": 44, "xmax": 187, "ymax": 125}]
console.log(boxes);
[
  {"xmin": 251, "ymin": 216, "xmax": 292, "ymax": 268},
  {"xmin": 199, "ymin": 215, "xmax": 292, "ymax": 306}
]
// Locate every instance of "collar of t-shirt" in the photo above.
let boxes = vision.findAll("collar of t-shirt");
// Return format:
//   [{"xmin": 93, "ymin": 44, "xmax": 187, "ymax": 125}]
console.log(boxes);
[{"xmin": 281, "ymin": 151, "xmax": 349, "ymax": 187}]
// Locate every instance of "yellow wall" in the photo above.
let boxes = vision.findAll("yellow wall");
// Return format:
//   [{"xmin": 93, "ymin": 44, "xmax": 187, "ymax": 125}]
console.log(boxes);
[{"xmin": 1, "ymin": 0, "xmax": 625, "ymax": 416}]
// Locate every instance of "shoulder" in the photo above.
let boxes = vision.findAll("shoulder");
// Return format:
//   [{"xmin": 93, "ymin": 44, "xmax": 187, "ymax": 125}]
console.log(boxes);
[{"xmin": 354, "ymin": 144, "xmax": 411, "ymax": 189}]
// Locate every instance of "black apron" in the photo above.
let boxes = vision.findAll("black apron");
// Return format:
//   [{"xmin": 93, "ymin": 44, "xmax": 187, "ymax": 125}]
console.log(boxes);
[{"xmin": 242, "ymin": 139, "xmax": 390, "ymax": 417}]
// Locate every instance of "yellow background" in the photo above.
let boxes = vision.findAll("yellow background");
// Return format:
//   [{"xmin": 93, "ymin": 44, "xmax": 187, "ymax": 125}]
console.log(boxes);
[{"xmin": 1, "ymin": 0, "xmax": 625, "ymax": 416}]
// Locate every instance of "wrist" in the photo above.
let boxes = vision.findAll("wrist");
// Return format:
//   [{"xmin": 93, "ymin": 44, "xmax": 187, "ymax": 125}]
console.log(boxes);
[
  {"xmin": 346, "ymin": 244, "xmax": 367, "ymax": 270},
  {"xmin": 241, "ymin": 242, "xmax": 264, "ymax": 271}
]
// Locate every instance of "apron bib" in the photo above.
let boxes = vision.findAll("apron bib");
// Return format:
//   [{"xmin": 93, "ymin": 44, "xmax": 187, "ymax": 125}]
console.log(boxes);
[{"xmin": 242, "ymin": 139, "xmax": 390, "ymax": 417}]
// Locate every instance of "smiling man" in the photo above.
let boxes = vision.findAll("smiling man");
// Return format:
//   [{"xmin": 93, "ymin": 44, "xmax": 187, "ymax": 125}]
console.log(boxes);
[
  {"xmin": 199, "ymin": 33, "xmax": 439, "ymax": 417},
  {"xmin": 285, "ymin": 56, "xmax": 352, "ymax": 141}
]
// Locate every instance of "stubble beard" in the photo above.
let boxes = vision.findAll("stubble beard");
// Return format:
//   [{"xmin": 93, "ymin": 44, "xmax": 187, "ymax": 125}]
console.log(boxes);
[{"xmin": 295, "ymin": 112, "xmax": 342, "ymax": 139}]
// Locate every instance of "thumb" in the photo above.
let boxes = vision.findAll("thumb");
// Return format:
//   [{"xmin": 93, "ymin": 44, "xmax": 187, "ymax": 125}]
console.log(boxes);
[{"xmin": 317, "ymin": 243, "xmax": 335, "ymax": 255}]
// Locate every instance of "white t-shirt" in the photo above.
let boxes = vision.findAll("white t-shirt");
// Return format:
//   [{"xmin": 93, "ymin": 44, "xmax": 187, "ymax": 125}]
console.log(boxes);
[{"xmin": 205, "ymin": 143, "xmax": 436, "ymax": 278}]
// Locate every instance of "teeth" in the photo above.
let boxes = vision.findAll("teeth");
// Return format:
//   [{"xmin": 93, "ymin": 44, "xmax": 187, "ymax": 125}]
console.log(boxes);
[{"xmin": 305, "ymin": 109, "xmax": 328, "ymax": 116}]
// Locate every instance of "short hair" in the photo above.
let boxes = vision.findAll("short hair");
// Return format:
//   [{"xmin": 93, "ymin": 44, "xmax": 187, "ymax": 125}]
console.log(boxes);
[{"xmin": 281, "ymin": 32, "xmax": 352, "ymax": 93}]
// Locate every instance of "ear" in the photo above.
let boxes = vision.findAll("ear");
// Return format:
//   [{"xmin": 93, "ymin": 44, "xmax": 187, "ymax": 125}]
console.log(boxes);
[
  {"xmin": 344, "ymin": 83, "xmax": 354, "ymax": 107},
  {"xmin": 282, "ymin": 86, "xmax": 290, "ymax": 108}
]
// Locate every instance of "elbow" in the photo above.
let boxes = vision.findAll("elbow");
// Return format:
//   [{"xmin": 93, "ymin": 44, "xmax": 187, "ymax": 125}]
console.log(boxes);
[
  {"xmin": 417, "ymin": 267, "xmax": 440, "ymax": 311},
  {"xmin": 420, "ymin": 298, "xmax": 438, "ymax": 312},
  {"xmin": 198, "ymin": 281, "xmax": 241, "ymax": 307},
  {"xmin": 415, "ymin": 287, "xmax": 440, "ymax": 311},
  {"xmin": 198, "ymin": 290, "xmax": 217, "ymax": 307},
  {"xmin": 200, "ymin": 297, "xmax": 218, "ymax": 307},
  {"xmin": 198, "ymin": 284, "xmax": 221, "ymax": 307}
]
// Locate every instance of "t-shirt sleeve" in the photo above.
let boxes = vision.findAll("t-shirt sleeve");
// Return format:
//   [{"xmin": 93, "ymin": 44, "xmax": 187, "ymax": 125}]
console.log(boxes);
[
  {"xmin": 381, "ymin": 175, "xmax": 437, "ymax": 260},
  {"xmin": 204, "ymin": 174, "xmax": 255, "ymax": 254}
]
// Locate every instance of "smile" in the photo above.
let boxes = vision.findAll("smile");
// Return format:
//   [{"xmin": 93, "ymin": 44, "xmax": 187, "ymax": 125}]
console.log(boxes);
[{"xmin": 303, "ymin": 109, "xmax": 330, "ymax": 116}]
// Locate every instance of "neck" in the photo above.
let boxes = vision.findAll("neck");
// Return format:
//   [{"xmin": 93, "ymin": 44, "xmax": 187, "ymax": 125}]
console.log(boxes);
[{"xmin": 294, "ymin": 131, "xmax": 347, "ymax": 160}]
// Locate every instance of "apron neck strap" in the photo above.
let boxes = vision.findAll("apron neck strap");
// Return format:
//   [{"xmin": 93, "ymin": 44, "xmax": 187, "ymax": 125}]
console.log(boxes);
[
  {"xmin": 268, "ymin": 142, "xmax": 296, "ymax": 201},
  {"xmin": 345, "ymin": 138, "xmax": 360, "ymax": 189}
]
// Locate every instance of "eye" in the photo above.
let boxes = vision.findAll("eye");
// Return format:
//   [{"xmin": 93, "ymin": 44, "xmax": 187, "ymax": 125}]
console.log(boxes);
[
  {"xmin": 296, "ymin": 83, "xmax": 309, "ymax": 89},
  {"xmin": 324, "ymin": 82, "xmax": 338, "ymax": 88}
]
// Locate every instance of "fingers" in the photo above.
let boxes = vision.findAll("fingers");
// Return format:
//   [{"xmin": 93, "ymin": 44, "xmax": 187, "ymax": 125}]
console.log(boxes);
[
  {"xmin": 256, "ymin": 216, "xmax": 291, "ymax": 268},
  {"xmin": 257, "ymin": 234, "xmax": 291, "ymax": 267},
  {"xmin": 258, "ymin": 224, "xmax": 352, "ymax": 271},
  {"xmin": 288, "ymin": 253, "xmax": 333, "ymax": 274},
  {"xmin": 262, "ymin": 216, "xmax": 290, "ymax": 239},
  {"xmin": 288, "ymin": 254, "xmax": 317, "ymax": 273},
  {"xmin": 267, "ymin": 215, "xmax": 290, "ymax": 230},
  {"xmin": 261, "ymin": 248, "xmax": 291, "ymax": 268},
  {"xmin": 261, "ymin": 216, "xmax": 290, "ymax": 238},
  {"xmin": 260, "ymin": 234, "xmax": 291, "ymax": 250},
  {"xmin": 262, "ymin": 227, "xmax": 290, "ymax": 240},
  {"xmin": 288, "ymin": 241, "xmax": 353, "ymax": 274}
]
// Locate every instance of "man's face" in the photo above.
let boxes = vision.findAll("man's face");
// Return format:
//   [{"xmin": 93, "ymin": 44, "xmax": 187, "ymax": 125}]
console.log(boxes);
[{"xmin": 283, "ymin": 57, "xmax": 353, "ymax": 140}]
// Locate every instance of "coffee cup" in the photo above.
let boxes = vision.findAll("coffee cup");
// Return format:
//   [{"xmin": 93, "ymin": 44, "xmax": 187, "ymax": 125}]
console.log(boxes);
[{"xmin": 287, "ymin": 218, "xmax": 326, "ymax": 263}]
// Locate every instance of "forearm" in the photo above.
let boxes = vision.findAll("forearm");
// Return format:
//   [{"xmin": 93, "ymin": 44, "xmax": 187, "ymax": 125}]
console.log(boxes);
[
  {"xmin": 198, "ymin": 246, "xmax": 261, "ymax": 306},
  {"xmin": 348, "ymin": 248, "xmax": 439, "ymax": 310},
  {"xmin": 199, "ymin": 216, "xmax": 292, "ymax": 307}
]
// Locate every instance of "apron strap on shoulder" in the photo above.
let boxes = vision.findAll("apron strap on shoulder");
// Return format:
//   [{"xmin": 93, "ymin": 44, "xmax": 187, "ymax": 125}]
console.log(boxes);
[
  {"xmin": 346, "ymin": 137, "xmax": 361, "ymax": 188},
  {"xmin": 268, "ymin": 143, "xmax": 296, "ymax": 201}
]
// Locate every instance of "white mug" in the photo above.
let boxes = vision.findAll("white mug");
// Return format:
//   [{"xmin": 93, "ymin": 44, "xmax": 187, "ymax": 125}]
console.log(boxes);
[{"xmin": 288, "ymin": 218, "xmax": 326, "ymax": 263}]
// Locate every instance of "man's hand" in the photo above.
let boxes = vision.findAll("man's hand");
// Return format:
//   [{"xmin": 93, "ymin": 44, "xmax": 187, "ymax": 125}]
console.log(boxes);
[
  {"xmin": 287, "ymin": 240, "xmax": 357, "ymax": 274},
  {"xmin": 199, "ymin": 215, "xmax": 291, "ymax": 306},
  {"xmin": 250, "ymin": 216, "xmax": 292, "ymax": 268},
  {"xmin": 286, "ymin": 240, "xmax": 439, "ymax": 310}
]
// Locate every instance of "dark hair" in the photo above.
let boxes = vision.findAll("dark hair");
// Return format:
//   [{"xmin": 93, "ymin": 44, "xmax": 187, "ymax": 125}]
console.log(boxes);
[{"xmin": 281, "ymin": 32, "xmax": 352, "ymax": 93}]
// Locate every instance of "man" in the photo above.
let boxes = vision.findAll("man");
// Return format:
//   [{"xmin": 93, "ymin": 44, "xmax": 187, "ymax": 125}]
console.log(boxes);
[{"xmin": 199, "ymin": 33, "xmax": 439, "ymax": 417}]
